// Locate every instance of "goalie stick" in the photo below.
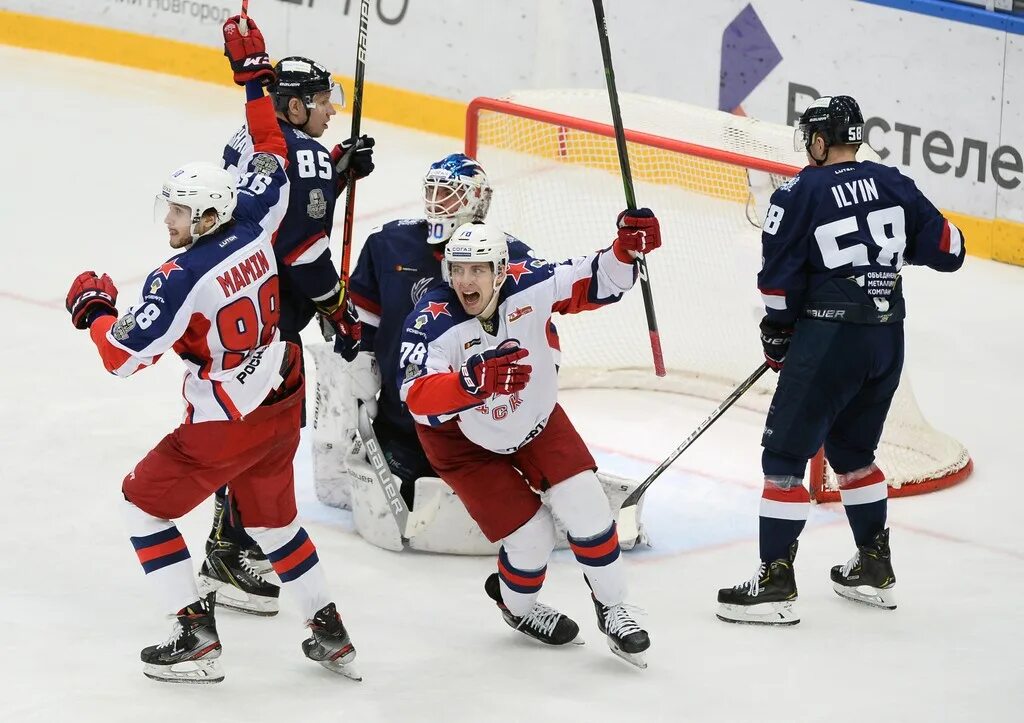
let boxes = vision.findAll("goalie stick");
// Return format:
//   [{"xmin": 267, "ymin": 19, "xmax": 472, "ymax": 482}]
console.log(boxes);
[
  {"xmin": 591, "ymin": 0, "xmax": 666, "ymax": 377},
  {"xmin": 617, "ymin": 363, "xmax": 770, "ymax": 541}
]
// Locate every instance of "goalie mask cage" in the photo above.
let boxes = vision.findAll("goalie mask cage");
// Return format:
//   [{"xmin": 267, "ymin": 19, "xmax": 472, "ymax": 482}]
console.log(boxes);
[{"xmin": 465, "ymin": 90, "xmax": 971, "ymax": 502}]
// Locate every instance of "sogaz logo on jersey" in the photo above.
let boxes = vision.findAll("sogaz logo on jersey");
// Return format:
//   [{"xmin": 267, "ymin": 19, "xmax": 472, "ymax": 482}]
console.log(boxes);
[{"xmin": 413, "ymin": 314, "xmax": 429, "ymax": 330}]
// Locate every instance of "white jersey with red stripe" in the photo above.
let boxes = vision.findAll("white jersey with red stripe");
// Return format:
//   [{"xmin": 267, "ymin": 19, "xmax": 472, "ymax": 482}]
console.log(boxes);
[
  {"xmin": 88, "ymin": 93, "xmax": 292, "ymax": 423},
  {"xmin": 398, "ymin": 242, "xmax": 639, "ymax": 454}
]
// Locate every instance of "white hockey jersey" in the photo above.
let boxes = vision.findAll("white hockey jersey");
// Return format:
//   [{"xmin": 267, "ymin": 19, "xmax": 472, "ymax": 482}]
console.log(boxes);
[
  {"xmin": 399, "ymin": 242, "xmax": 638, "ymax": 453},
  {"xmin": 88, "ymin": 94, "xmax": 291, "ymax": 423}
]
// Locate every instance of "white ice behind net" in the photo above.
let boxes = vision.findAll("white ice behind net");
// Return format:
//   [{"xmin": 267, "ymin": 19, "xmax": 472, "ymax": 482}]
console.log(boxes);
[{"xmin": 472, "ymin": 89, "xmax": 969, "ymax": 491}]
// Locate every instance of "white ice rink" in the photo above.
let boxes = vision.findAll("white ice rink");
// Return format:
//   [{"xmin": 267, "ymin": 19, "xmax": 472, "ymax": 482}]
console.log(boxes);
[{"xmin": 3, "ymin": 47, "xmax": 1022, "ymax": 722}]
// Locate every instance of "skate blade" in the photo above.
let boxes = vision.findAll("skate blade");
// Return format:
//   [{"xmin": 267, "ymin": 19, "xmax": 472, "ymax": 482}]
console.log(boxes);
[
  {"xmin": 606, "ymin": 640, "xmax": 647, "ymax": 670},
  {"xmin": 833, "ymin": 583, "xmax": 897, "ymax": 610},
  {"xmin": 716, "ymin": 601, "xmax": 800, "ymax": 626},
  {"xmin": 143, "ymin": 658, "xmax": 224, "ymax": 684},
  {"xmin": 316, "ymin": 658, "xmax": 363, "ymax": 681},
  {"xmin": 198, "ymin": 577, "xmax": 279, "ymax": 617}
]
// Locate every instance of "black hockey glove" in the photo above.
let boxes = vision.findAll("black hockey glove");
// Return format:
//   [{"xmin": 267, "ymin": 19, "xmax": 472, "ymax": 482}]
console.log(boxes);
[
  {"xmin": 331, "ymin": 135, "xmax": 376, "ymax": 187},
  {"xmin": 759, "ymin": 316, "xmax": 793, "ymax": 372}
]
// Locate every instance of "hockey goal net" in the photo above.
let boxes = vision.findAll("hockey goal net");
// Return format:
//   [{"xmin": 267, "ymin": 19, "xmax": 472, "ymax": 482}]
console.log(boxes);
[{"xmin": 465, "ymin": 89, "xmax": 971, "ymax": 501}]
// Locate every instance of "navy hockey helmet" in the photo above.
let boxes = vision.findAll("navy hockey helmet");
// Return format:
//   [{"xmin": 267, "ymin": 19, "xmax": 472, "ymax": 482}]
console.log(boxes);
[
  {"xmin": 269, "ymin": 56, "xmax": 344, "ymax": 115},
  {"xmin": 794, "ymin": 95, "xmax": 864, "ymax": 156}
]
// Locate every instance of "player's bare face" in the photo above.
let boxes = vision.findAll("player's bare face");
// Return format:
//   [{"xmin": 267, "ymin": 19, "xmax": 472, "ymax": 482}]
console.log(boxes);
[
  {"xmin": 164, "ymin": 203, "xmax": 193, "ymax": 249},
  {"xmin": 301, "ymin": 91, "xmax": 337, "ymax": 138},
  {"xmin": 451, "ymin": 262, "xmax": 496, "ymax": 317}
]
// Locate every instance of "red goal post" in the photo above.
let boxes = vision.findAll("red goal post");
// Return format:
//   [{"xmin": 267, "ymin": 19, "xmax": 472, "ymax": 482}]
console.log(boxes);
[{"xmin": 464, "ymin": 90, "xmax": 971, "ymax": 502}]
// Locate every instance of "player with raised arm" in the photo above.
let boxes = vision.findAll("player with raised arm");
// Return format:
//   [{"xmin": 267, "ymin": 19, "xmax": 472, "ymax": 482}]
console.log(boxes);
[
  {"xmin": 199, "ymin": 23, "xmax": 375, "ymax": 614},
  {"xmin": 63, "ymin": 20, "xmax": 360, "ymax": 683},
  {"xmin": 716, "ymin": 96, "xmax": 966, "ymax": 626},
  {"xmin": 397, "ymin": 215, "xmax": 661, "ymax": 668}
]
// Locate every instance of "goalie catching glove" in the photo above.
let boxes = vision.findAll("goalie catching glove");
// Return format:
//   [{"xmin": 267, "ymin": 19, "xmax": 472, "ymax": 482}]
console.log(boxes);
[
  {"xmin": 66, "ymin": 271, "xmax": 118, "ymax": 330},
  {"xmin": 459, "ymin": 344, "xmax": 532, "ymax": 398},
  {"xmin": 614, "ymin": 208, "xmax": 662, "ymax": 260},
  {"xmin": 222, "ymin": 15, "xmax": 274, "ymax": 86}
]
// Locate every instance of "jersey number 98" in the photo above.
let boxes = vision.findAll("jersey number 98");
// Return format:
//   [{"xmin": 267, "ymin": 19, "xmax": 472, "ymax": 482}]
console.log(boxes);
[{"xmin": 215, "ymin": 276, "xmax": 281, "ymax": 369}]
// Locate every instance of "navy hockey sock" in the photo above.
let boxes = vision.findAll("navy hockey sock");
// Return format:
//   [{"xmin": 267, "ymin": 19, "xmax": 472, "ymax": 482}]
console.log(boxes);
[{"xmin": 837, "ymin": 466, "xmax": 888, "ymax": 547}]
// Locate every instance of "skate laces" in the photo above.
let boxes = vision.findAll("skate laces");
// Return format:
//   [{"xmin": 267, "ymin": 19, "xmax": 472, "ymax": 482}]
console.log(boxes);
[
  {"xmin": 603, "ymin": 603, "xmax": 645, "ymax": 637},
  {"xmin": 239, "ymin": 551, "xmax": 268, "ymax": 582},
  {"xmin": 517, "ymin": 603, "xmax": 562, "ymax": 637},
  {"xmin": 735, "ymin": 562, "xmax": 767, "ymax": 596},
  {"xmin": 841, "ymin": 551, "xmax": 860, "ymax": 577}
]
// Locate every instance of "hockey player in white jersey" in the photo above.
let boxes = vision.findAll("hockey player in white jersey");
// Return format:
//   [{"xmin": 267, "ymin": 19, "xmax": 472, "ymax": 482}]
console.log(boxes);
[
  {"xmin": 397, "ymin": 215, "xmax": 661, "ymax": 667},
  {"xmin": 64, "ymin": 26, "xmax": 360, "ymax": 684}
]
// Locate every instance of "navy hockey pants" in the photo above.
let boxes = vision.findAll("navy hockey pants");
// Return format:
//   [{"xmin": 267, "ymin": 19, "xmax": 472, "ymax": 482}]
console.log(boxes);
[{"xmin": 762, "ymin": 319, "xmax": 904, "ymax": 475}]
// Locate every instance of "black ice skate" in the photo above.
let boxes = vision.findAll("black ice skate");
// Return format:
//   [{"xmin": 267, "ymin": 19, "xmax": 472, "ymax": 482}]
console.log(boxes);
[
  {"xmin": 484, "ymin": 573, "xmax": 583, "ymax": 646},
  {"xmin": 717, "ymin": 541, "xmax": 800, "ymax": 625},
  {"xmin": 302, "ymin": 602, "xmax": 361, "ymax": 681},
  {"xmin": 197, "ymin": 541, "xmax": 280, "ymax": 617},
  {"xmin": 831, "ymin": 528, "xmax": 897, "ymax": 610},
  {"xmin": 592, "ymin": 596, "xmax": 650, "ymax": 669},
  {"xmin": 141, "ymin": 598, "xmax": 223, "ymax": 684},
  {"xmin": 206, "ymin": 496, "xmax": 273, "ymax": 578}
]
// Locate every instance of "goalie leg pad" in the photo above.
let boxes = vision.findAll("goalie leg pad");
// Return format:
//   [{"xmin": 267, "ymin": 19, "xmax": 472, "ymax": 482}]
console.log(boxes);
[
  {"xmin": 308, "ymin": 343, "xmax": 368, "ymax": 511},
  {"xmin": 405, "ymin": 477, "xmax": 499, "ymax": 556}
]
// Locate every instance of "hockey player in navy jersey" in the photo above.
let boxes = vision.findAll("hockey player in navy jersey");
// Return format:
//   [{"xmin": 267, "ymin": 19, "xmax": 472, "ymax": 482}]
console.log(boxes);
[
  {"xmin": 66, "ymin": 37, "xmax": 360, "ymax": 682},
  {"xmin": 398, "ymin": 217, "xmax": 660, "ymax": 667},
  {"xmin": 201, "ymin": 28, "xmax": 375, "ymax": 610},
  {"xmin": 716, "ymin": 96, "xmax": 966, "ymax": 626}
]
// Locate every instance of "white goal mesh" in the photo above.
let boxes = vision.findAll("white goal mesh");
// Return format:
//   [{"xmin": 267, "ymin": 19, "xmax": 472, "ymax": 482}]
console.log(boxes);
[{"xmin": 466, "ymin": 89, "xmax": 971, "ymax": 499}]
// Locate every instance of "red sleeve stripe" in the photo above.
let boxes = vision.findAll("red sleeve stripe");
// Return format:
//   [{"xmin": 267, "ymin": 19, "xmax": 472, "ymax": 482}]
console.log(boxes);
[
  {"xmin": 405, "ymin": 373, "xmax": 480, "ymax": 416},
  {"xmin": 282, "ymin": 231, "xmax": 329, "ymax": 266},
  {"xmin": 350, "ymin": 290, "xmax": 382, "ymax": 317},
  {"xmin": 89, "ymin": 315, "xmax": 140, "ymax": 375},
  {"xmin": 245, "ymin": 95, "xmax": 288, "ymax": 160},
  {"xmin": 758, "ymin": 288, "xmax": 788, "ymax": 311},
  {"xmin": 551, "ymin": 277, "xmax": 600, "ymax": 315},
  {"xmin": 939, "ymin": 219, "xmax": 963, "ymax": 256}
]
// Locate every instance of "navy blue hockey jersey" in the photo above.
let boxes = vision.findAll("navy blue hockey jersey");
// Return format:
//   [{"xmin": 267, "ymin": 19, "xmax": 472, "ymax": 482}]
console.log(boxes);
[
  {"xmin": 348, "ymin": 219, "xmax": 539, "ymax": 435},
  {"xmin": 758, "ymin": 160, "xmax": 965, "ymax": 327},
  {"xmin": 223, "ymin": 121, "xmax": 341, "ymax": 316}
]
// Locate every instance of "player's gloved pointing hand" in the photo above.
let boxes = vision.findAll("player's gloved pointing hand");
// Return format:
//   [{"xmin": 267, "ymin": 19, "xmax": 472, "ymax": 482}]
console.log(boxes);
[
  {"xmin": 615, "ymin": 208, "xmax": 662, "ymax": 260},
  {"xmin": 460, "ymin": 344, "xmax": 532, "ymax": 398},
  {"xmin": 66, "ymin": 271, "xmax": 118, "ymax": 330},
  {"xmin": 331, "ymin": 136, "xmax": 376, "ymax": 186},
  {"xmin": 223, "ymin": 15, "xmax": 274, "ymax": 86},
  {"xmin": 759, "ymin": 316, "xmax": 793, "ymax": 372}
]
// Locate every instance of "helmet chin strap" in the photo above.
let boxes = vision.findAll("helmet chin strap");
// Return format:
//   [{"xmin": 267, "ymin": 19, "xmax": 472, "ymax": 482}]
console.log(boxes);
[{"xmin": 476, "ymin": 273, "xmax": 506, "ymax": 320}]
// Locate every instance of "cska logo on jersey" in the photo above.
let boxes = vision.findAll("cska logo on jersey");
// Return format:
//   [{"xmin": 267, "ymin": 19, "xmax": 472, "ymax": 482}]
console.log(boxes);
[
  {"xmin": 157, "ymin": 260, "xmax": 183, "ymax": 280},
  {"xmin": 424, "ymin": 301, "xmax": 451, "ymax": 320},
  {"xmin": 506, "ymin": 261, "xmax": 532, "ymax": 284}
]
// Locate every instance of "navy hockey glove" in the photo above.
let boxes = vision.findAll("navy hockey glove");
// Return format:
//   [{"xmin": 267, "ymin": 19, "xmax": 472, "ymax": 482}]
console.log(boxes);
[
  {"xmin": 223, "ymin": 15, "xmax": 274, "ymax": 86},
  {"xmin": 331, "ymin": 135, "xmax": 376, "ymax": 186},
  {"xmin": 615, "ymin": 208, "xmax": 662, "ymax": 259},
  {"xmin": 318, "ymin": 294, "xmax": 362, "ymax": 362},
  {"xmin": 459, "ymin": 344, "xmax": 532, "ymax": 398},
  {"xmin": 66, "ymin": 271, "xmax": 118, "ymax": 330},
  {"xmin": 759, "ymin": 316, "xmax": 793, "ymax": 372}
]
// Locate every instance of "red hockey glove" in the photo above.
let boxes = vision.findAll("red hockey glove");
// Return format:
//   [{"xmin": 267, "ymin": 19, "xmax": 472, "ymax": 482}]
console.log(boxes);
[
  {"xmin": 223, "ymin": 15, "xmax": 274, "ymax": 86},
  {"xmin": 66, "ymin": 271, "xmax": 118, "ymax": 330},
  {"xmin": 614, "ymin": 208, "xmax": 662, "ymax": 260},
  {"xmin": 318, "ymin": 295, "xmax": 362, "ymax": 362},
  {"xmin": 331, "ymin": 135, "xmax": 376, "ymax": 190},
  {"xmin": 759, "ymin": 316, "xmax": 793, "ymax": 372},
  {"xmin": 459, "ymin": 343, "xmax": 532, "ymax": 398}
]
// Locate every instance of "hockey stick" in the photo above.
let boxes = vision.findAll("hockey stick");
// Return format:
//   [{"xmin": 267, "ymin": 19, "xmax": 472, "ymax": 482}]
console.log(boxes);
[
  {"xmin": 591, "ymin": 0, "xmax": 666, "ymax": 377},
  {"xmin": 617, "ymin": 363, "xmax": 770, "ymax": 542},
  {"xmin": 356, "ymin": 402, "xmax": 412, "ymax": 542},
  {"xmin": 338, "ymin": 0, "xmax": 370, "ymax": 291},
  {"xmin": 238, "ymin": 0, "xmax": 249, "ymax": 34}
]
